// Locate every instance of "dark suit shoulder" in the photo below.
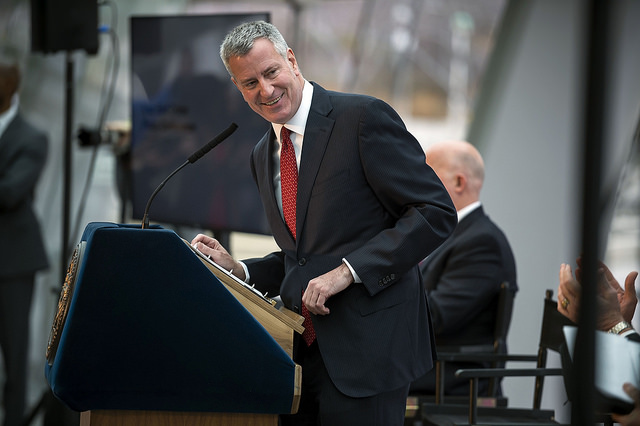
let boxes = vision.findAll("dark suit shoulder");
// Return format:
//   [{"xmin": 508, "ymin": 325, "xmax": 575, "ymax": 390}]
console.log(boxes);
[
  {"xmin": 5, "ymin": 114, "xmax": 47, "ymax": 140},
  {"xmin": 0, "ymin": 114, "xmax": 47, "ymax": 167},
  {"xmin": 310, "ymin": 82, "xmax": 388, "ymax": 114},
  {"xmin": 1, "ymin": 117, "xmax": 47, "ymax": 172},
  {"xmin": 458, "ymin": 209, "xmax": 511, "ymax": 246},
  {"xmin": 423, "ymin": 206, "xmax": 518, "ymax": 294}
]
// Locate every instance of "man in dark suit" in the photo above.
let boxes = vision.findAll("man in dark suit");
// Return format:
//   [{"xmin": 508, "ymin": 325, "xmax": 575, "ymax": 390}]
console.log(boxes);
[
  {"xmin": 0, "ymin": 62, "xmax": 49, "ymax": 426},
  {"xmin": 191, "ymin": 21, "xmax": 457, "ymax": 426},
  {"xmin": 410, "ymin": 140, "xmax": 518, "ymax": 396}
]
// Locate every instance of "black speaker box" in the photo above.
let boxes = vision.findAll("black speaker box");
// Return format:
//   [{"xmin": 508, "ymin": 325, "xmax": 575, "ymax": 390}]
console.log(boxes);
[{"xmin": 31, "ymin": 0, "xmax": 99, "ymax": 54}]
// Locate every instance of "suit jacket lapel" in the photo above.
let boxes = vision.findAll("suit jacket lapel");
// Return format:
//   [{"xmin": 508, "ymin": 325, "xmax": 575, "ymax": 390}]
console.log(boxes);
[
  {"xmin": 253, "ymin": 129, "xmax": 294, "ymax": 243},
  {"xmin": 296, "ymin": 83, "xmax": 334, "ymax": 242},
  {"xmin": 252, "ymin": 83, "xmax": 335, "ymax": 246},
  {"xmin": 0, "ymin": 115, "xmax": 22, "ymax": 169}
]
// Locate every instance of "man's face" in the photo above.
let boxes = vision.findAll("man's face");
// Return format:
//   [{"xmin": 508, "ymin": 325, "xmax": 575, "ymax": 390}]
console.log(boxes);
[{"xmin": 229, "ymin": 38, "xmax": 304, "ymax": 124}]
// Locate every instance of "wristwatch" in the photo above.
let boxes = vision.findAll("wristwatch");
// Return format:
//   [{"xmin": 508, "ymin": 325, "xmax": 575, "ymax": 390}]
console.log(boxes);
[{"xmin": 607, "ymin": 321, "xmax": 634, "ymax": 335}]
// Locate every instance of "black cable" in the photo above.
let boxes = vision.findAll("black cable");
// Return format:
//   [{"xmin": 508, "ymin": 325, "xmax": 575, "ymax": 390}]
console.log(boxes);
[
  {"xmin": 69, "ymin": 0, "xmax": 120, "ymax": 251},
  {"xmin": 96, "ymin": 0, "xmax": 119, "ymax": 126}
]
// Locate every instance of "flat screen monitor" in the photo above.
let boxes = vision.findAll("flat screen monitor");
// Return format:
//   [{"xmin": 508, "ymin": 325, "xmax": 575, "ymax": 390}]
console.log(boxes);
[{"xmin": 130, "ymin": 13, "xmax": 271, "ymax": 234}]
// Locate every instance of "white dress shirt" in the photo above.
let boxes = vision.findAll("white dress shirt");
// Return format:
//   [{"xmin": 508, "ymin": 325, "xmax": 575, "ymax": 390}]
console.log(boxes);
[
  {"xmin": 0, "ymin": 94, "xmax": 19, "ymax": 140},
  {"xmin": 457, "ymin": 200, "xmax": 482, "ymax": 222},
  {"xmin": 271, "ymin": 80, "xmax": 313, "ymax": 218},
  {"xmin": 241, "ymin": 81, "xmax": 361, "ymax": 284}
]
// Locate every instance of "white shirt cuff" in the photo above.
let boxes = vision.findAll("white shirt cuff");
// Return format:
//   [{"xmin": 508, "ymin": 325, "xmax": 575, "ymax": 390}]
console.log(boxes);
[
  {"xmin": 342, "ymin": 258, "xmax": 362, "ymax": 283},
  {"xmin": 238, "ymin": 261, "xmax": 250, "ymax": 284},
  {"xmin": 620, "ymin": 329, "xmax": 638, "ymax": 338}
]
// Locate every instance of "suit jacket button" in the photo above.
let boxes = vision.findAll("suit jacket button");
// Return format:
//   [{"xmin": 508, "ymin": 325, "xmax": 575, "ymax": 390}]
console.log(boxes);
[{"xmin": 298, "ymin": 258, "xmax": 307, "ymax": 266}]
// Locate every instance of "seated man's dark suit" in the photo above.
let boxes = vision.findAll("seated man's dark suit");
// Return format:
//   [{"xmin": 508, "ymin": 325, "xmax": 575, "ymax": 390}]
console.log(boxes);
[{"xmin": 411, "ymin": 204, "xmax": 517, "ymax": 396}]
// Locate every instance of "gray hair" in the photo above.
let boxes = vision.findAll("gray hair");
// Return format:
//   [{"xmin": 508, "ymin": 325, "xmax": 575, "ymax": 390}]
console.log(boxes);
[{"xmin": 219, "ymin": 21, "xmax": 289, "ymax": 77}]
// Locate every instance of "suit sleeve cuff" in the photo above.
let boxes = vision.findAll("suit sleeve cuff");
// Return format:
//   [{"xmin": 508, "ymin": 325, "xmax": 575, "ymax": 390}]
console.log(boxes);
[{"xmin": 342, "ymin": 258, "xmax": 362, "ymax": 283}]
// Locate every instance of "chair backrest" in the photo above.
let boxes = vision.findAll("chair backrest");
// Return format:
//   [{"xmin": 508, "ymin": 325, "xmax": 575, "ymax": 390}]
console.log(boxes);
[
  {"xmin": 487, "ymin": 281, "xmax": 517, "ymax": 395},
  {"xmin": 494, "ymin": 281, "xmax": 517, "ymax": 354},
  {"xmin": 442, "ymin": 290, "xmax": 571, "ymax": 425},
  {"xmin": 432, "ymin": 281, "xmax": 516, "ymax": 401},
  {"xmin": 532, "ymin": 289, "xmax": 574, "ymax": 408}
]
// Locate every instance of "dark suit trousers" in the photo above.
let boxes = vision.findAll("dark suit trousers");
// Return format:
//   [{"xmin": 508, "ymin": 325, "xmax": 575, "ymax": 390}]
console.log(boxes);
[
  {"xmin": 280, "ymin": 338, "xmax": 409, "ymax": 426},
  {"xmin": 0, "ymin": 273, "xmax": 34, "ymax": 426}
]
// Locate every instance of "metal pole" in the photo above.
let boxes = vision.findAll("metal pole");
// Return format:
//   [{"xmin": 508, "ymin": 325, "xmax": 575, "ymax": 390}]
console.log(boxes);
[
  {"xmin": 62, "ymin": 52, "xmax": 73, "ymax": 282},
  {"xmin": 572, "ymin": 1, "xmax": 610, "ymax": 424}
]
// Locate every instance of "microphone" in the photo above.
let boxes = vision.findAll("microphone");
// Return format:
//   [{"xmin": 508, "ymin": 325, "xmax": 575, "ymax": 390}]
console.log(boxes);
[
  {"xmin": 187, "ymin": 122, "xmax": 238, "ymax": 164},
  {"xmin": 141, "ymin": 122, "xmax": 238, "ymax": 229}
]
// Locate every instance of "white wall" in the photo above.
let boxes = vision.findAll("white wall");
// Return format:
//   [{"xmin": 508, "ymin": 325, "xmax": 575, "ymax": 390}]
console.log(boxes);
[{"xmin": 467, "ymin": 0, "xmax": 640, "ymax": 422}]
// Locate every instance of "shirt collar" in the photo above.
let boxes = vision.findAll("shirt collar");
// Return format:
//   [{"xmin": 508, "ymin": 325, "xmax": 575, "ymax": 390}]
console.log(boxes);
[
  {"xmin": 273, "ymin": 80, "xmax": 313, "ymax": 139},
  {"xmin": 0, "ymin": 94, "xmax": 19, "ymax": 139},
  {"xmin": 457, "ymin": 201, "xmax": 481, "ymax": 222}
]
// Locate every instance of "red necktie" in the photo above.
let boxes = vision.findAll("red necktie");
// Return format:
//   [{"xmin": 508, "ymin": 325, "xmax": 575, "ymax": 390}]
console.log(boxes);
[
  {"xmin": 301, "ymin": 295, "xmax": 316, "ymax": 346},
  {"xmin": 280, "ymin": 126, "xmax": 297, "ymax": 240},
  {"xmin": 280, "ymin": 127, "xmax": 316, "ymax": 345}
]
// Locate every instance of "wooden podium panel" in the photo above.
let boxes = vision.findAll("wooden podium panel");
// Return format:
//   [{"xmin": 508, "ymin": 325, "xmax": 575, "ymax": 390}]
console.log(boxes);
[
  {"xmin": 80, "ymin": 410, "xmax": 277, "ymax": 426},
  {"xmin": 187, "ymin": 240, "xmax": 304, "ymax": 359}
]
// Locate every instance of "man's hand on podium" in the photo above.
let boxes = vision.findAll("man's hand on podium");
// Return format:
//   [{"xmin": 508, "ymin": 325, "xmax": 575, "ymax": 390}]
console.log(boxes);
[{"xmin": 191, "ymin": 234, "xmax": 246, "ymax": 281}]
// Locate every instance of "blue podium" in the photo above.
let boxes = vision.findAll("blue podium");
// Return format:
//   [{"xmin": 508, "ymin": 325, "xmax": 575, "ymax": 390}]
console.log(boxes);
[{"xmin": 45, "ymin": 222, "xmax": 303, "ymax": 426}]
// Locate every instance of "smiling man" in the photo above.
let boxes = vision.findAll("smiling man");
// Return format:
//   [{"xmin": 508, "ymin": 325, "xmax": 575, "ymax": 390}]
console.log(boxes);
[
  {"xmin": 227, "ymin": 36, "xmax": 304, "ymax": 125},
  {"xmin": 191, "ymin": 21, "xmax": 456, "ymax": 426}
]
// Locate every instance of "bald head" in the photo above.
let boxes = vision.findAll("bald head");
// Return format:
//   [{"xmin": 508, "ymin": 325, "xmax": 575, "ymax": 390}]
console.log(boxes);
[{"xmin": 425, "ymin": 140, "xmax": 485, "ymax": 211}]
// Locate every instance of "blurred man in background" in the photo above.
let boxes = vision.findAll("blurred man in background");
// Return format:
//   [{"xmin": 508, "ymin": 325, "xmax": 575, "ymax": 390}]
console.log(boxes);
[{"xmin": 0, "ymin": 61, "xmax": 49, "ymax": 426}]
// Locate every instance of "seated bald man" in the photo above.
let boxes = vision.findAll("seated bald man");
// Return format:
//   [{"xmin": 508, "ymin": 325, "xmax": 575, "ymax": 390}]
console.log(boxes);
[{"xmin": 411, "ymin": 140, "xmax": 518, "ymax": 396}]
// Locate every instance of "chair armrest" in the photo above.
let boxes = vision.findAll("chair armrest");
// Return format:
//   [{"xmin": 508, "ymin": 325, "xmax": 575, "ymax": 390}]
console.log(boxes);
[
  {"xmin": 455, "ymin": 367, "xmax": 564, "ymax": 425},
  {"xmin": 433, "ymin": 353, "xmax": 539, "ymax": 404},
  {"xmin": 438, "ymin": 352, "xmax": 538, "ymax": 363},
  {"xmin": 455, "ymin": 367, "xmax": 564, "ymax": 379}
]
